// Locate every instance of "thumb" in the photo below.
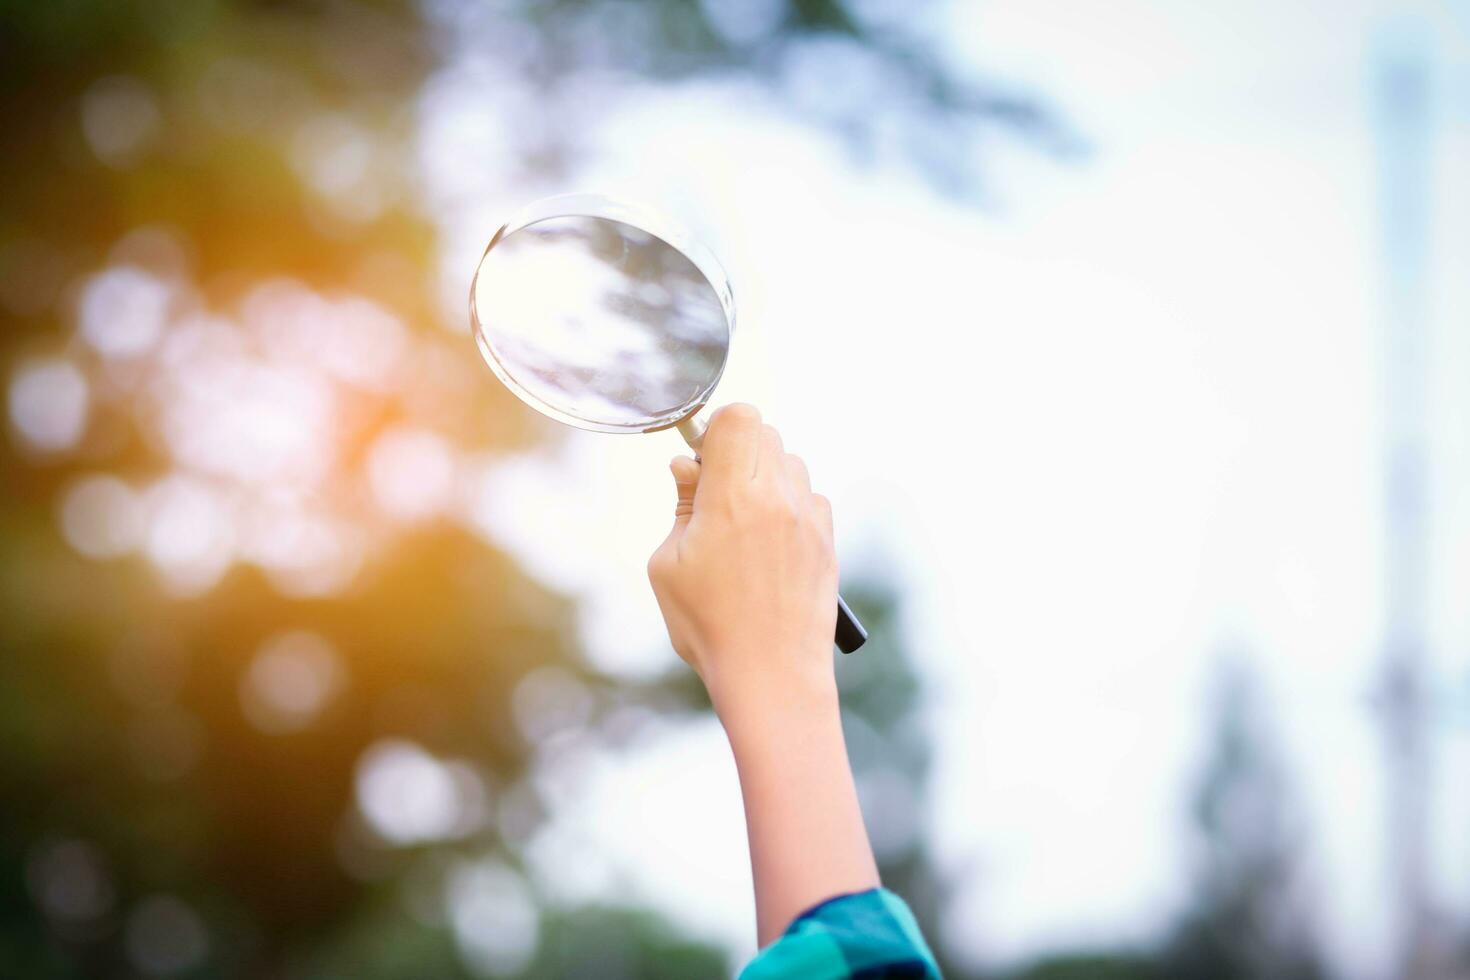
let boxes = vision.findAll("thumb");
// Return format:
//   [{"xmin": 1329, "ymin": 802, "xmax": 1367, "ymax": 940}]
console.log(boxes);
[{"xmin": 669, "ymin": 455, "xmax": 701, "ymax": 527}]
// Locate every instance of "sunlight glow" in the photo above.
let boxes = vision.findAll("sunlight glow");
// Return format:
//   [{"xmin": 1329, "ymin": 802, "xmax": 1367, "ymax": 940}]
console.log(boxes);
[
  {"xmin": 243, "ymin": 280, "xmax": 408, "ymax": 391},
  {"xmin": 30, "ymin": 232, "xmax": 503, "ymax": 602},
  {"xmin": 154, "ymin": 320, "xmax": 336, "ymax": 489},
  {"xmin": 239, "ymin": 502, "xmax": 364, "ymax": 598},
  {"xmin": 367, "ymin": 425, "xmax": 457, "ymax": 521}
]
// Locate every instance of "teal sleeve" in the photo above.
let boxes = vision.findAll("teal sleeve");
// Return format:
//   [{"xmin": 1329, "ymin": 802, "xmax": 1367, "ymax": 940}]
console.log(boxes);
[{"xmin": 738, "ymin": 888, "xmax": 942, "ymax": 980}]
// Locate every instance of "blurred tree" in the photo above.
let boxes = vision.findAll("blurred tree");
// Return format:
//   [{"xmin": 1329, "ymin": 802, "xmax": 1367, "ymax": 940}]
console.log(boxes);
[
  {"xmin": 989, "ymin": 661, "xmax": 1333, "ymax": 980},
  {"xmin": 1159, "ymin": 661, "xmax": 1328, "ymax": 980},
  {"xmin": 1004, "ymin": 952, "xmax": 1163, "ymax": 980},
  {"xmin": 832, "ymin": 580, "xmax": 966, "ymax": 978},
  {"xmin": 0, "ymin": 0, "xmax": 1067, "ymax": 976},
  {"xmin": 420, "ymin": 0, "xmax": 1081, "ymax": 196}
]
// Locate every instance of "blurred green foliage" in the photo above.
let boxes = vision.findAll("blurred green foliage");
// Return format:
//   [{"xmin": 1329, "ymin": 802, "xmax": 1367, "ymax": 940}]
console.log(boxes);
[
  {"xmin": 1, "ymin": 0, "xmax": 1027, "ymax": 975},
  {"xmin": 1005, "ymin": 953, "xmax": 1165, "ymax": 980}
]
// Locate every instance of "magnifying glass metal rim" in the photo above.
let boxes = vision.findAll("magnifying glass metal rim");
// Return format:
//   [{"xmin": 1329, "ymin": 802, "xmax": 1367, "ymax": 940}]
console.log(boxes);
[{"xmin": 469, "ymin": 192, "xmax": 737, "ymax": 439}]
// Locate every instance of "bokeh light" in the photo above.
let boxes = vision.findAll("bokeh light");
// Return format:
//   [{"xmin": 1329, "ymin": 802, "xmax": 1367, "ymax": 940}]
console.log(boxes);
[
  {"xmin": 355, "ymin": 739, "xmax": 489, "ymax": 846},
  {"xmin": 124, "ymin": 895, "xmax": 209, "ymax": 977},
  {"xmin": 14, "ymin": 239, "xmax": 505, "ymax": 605},
  {"xmin": 446, "ymin": 858, "xmax": 540, "ymax": 976},
  {"xmin": 25, "ymin": 840, "xmax": 115, "ymax": 933},
  {"xmin": 511, "ymin": 666, "xmax": 593, "ymax": 745},
  {"xmin": 141, "ymin": 475, "xmax": 235, "ymax": 595},
  {"xmin": 8, "ymin": 359, "xmax": 89, "ymax": 452},
  {"xmin": 59, "ymin": 475, "xmax": 143, "ymax": 559},
  {"xmin": 79, "ymin": 265, "xmax": 172, "ymax": 359},
  {"xmin": 366, "ymin": 425, "xmax": 457, "ymax": 521},
  {"xmin": 239, "ymin": 630, "xmax": 345, "ymax": 734},
  {"xmin": 80, "ymin": 75, "xmax": 161, "ymax": 169}
]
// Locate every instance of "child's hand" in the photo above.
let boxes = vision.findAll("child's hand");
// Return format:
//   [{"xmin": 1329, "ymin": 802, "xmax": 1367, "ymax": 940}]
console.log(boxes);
[
  {"xmin": 648, "ymin": 405, "xmax": 877, "ymax": 943},
  {"xmin": 647, "ymin": 403, "xmax": 839, "ymax": 714}
]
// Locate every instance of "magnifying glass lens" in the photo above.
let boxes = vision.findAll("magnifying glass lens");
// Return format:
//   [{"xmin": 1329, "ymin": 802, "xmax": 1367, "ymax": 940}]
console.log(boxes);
[{"xmin": 471, "ymin": 205, "xmax": 732, "ymax": 433}]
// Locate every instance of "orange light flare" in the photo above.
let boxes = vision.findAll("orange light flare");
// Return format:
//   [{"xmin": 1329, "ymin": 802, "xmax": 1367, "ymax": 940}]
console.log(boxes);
[{"xmin": 9, "ymin": 227, "xmax": 516, "ymax": 605}]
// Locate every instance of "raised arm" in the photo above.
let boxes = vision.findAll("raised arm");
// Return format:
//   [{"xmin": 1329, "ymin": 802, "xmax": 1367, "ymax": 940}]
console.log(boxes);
[{"xmin": 645, "ymin": 403, "xmax": 879, "ymax": 944}]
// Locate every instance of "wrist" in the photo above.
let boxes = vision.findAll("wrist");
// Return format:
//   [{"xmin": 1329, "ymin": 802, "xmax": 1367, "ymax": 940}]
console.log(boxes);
[{"xmin": 709, "ymin": 655, "xmax": 840, "ymax": 742}]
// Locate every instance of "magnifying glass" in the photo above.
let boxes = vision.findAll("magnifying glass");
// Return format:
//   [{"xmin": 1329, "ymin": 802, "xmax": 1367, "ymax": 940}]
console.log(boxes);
[{"xmin": 469, "ymin": 193, "xmax": 867, "ymax": 654}]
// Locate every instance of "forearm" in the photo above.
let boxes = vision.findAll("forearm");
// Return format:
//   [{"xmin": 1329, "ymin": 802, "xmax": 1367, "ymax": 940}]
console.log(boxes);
[{"xmin": 716, "ymin": 667, "xmax": 880, "ymax": 947}]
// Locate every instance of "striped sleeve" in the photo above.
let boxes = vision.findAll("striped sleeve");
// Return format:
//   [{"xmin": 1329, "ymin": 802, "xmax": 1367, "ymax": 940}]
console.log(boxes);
[{"xmin": 738, "ymin": 888, "xmax": 941, "ymax": 980}]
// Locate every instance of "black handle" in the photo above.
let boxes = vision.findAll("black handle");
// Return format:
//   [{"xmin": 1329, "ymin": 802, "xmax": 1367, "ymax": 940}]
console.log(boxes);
[{"xmin": 836, "ymin": 593, "xmax": 867, "ymax": 653}]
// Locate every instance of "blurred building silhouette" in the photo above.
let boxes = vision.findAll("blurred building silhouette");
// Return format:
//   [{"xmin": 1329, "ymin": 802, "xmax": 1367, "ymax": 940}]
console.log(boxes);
[{"xmin": 1372, "ymin": 17, "xmax": 1435, "ymax": 980}]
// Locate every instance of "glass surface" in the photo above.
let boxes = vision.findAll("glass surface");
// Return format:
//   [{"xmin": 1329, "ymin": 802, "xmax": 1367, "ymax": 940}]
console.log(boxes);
[{"xmin": 470, "ymin": 198, "xmax": 733, "ymax": 433}]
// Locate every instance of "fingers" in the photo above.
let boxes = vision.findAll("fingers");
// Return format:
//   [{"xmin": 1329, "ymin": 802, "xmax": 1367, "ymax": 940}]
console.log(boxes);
[
  {"xmin": 812, "ymin": 492, "xmax": 834, "ymax": 544},
  {"xmin": 698, "ymin": 407, "xmax": 821, "ymax": 518},
  {"xmin": 782, "ymin": 453, "xmax": 811, "ymax": 497},
  {"xmin": 652, "ymin": 455, "xmax": 701, "ymax": 571},
  {"xmin": 670, "ymin": 455, "xmax": 700, "ymax": 523},
  {"xmin": 756, "ymin": 424, "xmax": 785, "ymax": 483},
  {"xmin": 698, "ymin": 403, "xmax": 761, "ymax": 495}
]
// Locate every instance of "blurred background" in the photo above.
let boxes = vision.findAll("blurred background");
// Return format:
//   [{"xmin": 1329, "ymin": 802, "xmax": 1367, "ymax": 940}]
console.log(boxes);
[{"xmin": 2, "ymin": 0, "xmax": 1469, "ymax": 977}]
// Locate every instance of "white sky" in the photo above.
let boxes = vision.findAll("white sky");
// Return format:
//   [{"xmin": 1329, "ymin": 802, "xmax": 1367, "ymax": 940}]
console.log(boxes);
[{"xmin": 438, "ymin": 1, "xmax": 1470, "ymax": 975}]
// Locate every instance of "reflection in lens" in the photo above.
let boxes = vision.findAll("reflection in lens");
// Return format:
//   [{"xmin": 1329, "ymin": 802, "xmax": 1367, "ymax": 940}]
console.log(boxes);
[{"xmin": 470, "ymin": 214, "xmax": 729, "ymax": 431}]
